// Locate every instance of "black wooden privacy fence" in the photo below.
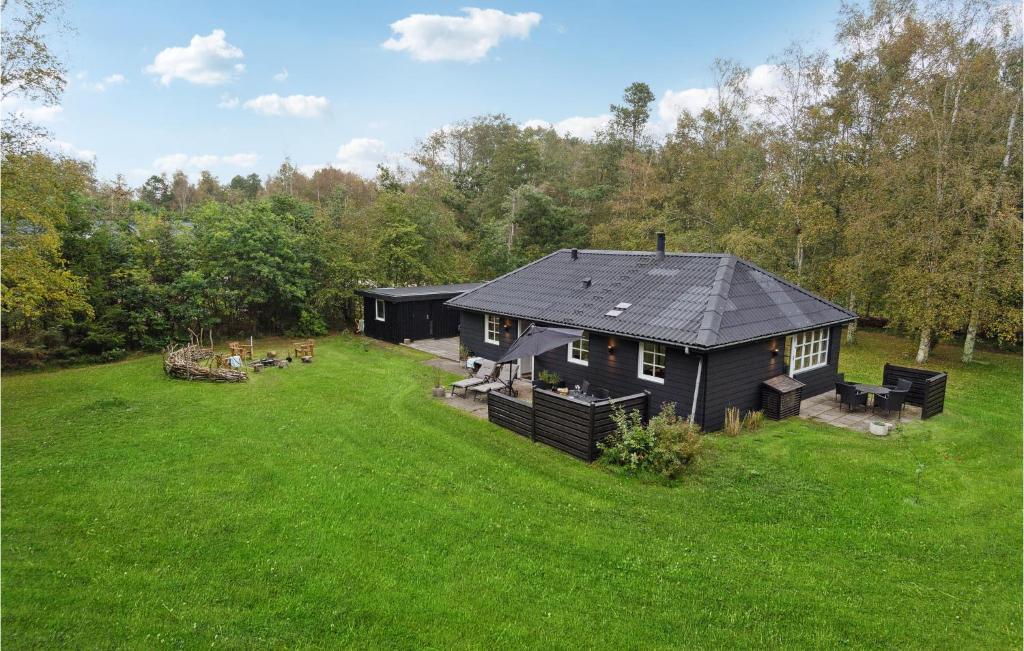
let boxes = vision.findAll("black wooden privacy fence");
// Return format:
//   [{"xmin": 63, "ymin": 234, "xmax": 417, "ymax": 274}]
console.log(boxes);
[
  {"xmin": 488, "ymin": 389, "xmax": 649, "ymax": 461},
  {"xmin": 882, "ymin": 363, "xmax": 947, "ymax": 419}
]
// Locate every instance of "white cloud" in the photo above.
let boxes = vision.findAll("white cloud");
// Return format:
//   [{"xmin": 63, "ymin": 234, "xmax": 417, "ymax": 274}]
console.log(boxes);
[
  {"xmin": 145, "ymin": 29, "xmax": 245, "ymax": 85},
  {"xmin": 335, "ymin": 138, "xmax": 390, "ymax": 176},
  {"xmin": 522, "ymin": 114, "xmax": 611, "ymax": 140},
  {"xmin": 381, "ymin": 7, "xmax": 542, "ymax": 62},
  {"xmin": 302, "ymin": 138, "xmax": 411, "ymax": 178},
  {"xmin": 50, "ymin": 140, "xmax": 96, "ymax": 161},
  {"xmin": 221, "ymin": 152, "xmax": 259, "ymax": 167},
  {"xmin": 273, "ymin": 68, "xmax": 289, "ymax": 82},
  {"xmin": 657, "ymin": 64, "xmax": 785, "ymax": 130},
  {"xmin": 88, "ymin": 73, "xmax": 126, "ymax": 92},
  {"xmin": 152, "ymin": 152, "xmax": 260, "ymax": 172},
  {"xmin": 243, "ymin": 93, "xmax": 330, "ymax": 118},
  {"xmin": 657, "ymin": 87, "xmax": 717, "ymax": 123},
  {"xmin": 217, "ymin": 94, "xmax": 239, "ymax": 109},
  {"xmin": 747, "ymin": 63, "xmax": 784, "ymax": 96}
]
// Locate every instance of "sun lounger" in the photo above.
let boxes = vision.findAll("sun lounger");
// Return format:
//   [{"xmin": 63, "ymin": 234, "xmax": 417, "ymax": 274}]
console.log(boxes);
[{"xmin": 450, "ymin": 360, "xmax": 496, "ymax": 397}]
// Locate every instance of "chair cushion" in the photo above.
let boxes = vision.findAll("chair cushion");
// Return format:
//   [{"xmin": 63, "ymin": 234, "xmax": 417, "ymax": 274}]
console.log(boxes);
[
  {"xmin": 453, "ymin": 378, "xmax": 486, "ymax": 389},
  {"xmin": 470, "ymin": 381, "xmax": 505, "ymax": 393}
]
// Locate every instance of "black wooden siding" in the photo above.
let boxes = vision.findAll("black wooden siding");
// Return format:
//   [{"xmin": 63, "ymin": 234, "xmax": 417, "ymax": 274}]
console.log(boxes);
[
  {"xmin": 363, "ymin": 296, "xmax": 461, "ymax": 344},
  {"xmin": 701, "ymin": 324, "xmax": 842, "ymax": 431},
  {"xmin": 459, "ymin": 310, "xmax": 519, "ymax": 362},
  {"xmin": 533, "ymin": 331, "xmax": 699, "ymax": 420},
  {"xmin": 460, "ymin": 310, "xmax": 700, "ymax": 420},
  {"xmin": 463, "ymin": 310, "xmax": 844, "ymax": 432}
]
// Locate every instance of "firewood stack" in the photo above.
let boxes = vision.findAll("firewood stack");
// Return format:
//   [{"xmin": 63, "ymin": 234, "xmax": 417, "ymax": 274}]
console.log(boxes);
[{"xmin": 164, "ymin": 343, "xmax": 248, "ymax": 382}]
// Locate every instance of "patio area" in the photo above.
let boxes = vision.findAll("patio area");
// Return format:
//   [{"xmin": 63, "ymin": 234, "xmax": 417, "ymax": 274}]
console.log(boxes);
[
  {"xmin": 404, "ymin": 336, "xmax": 461, "ymax": 361},
  {"xmin": 799, "ymin": 390, "xmax": 921, "ymax": 432}
]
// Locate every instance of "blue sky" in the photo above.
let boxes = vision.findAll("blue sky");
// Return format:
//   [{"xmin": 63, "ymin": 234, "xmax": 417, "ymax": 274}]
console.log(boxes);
[{"xmin": 37, "ymin": 1, "xmax": 847, "ymax": 183}]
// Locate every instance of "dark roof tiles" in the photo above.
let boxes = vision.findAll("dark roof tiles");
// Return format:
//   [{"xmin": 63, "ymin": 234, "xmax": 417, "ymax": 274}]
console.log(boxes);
[
  {"xmin": 447, "ymin": 250, "xmax": 855, "ymax": 349},
  {"xmin": 357, "ymin": 283, "xmax": 484, "ymax": 302}
]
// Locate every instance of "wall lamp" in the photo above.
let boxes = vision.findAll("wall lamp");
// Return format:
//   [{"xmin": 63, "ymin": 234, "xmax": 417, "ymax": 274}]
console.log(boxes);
[{"xmin": 607, "ymin": 343, "xmax": 616, "ymax": 355}]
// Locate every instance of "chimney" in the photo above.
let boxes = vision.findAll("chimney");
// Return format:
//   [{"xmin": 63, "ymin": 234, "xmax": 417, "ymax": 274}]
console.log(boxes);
[
  {"xmin": 571, "ymin": 248, "xmax": 578, "ymax": 260},
  {"xmin": 582, "ymin": 277, "xmax": 592, "ymax": 288},
  {"xmin": 656, "ymin": 232, "xmax": 666, "ymax": 258}
]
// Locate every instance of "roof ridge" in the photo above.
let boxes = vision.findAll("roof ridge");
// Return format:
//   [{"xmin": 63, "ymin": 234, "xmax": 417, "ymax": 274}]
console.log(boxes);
[
  {"xmin": 573, "ymin": 249, "xmax": 728, "ymax": 259},
  {"xmin": 695, "ymin": 254, "xmax": 737, "ymax": 347}
]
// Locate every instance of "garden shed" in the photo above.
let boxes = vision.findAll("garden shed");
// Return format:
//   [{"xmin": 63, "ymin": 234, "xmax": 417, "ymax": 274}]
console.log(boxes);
[{"xmin": 358, "ymin": 283, "xmax": 483, "ymax": 344}]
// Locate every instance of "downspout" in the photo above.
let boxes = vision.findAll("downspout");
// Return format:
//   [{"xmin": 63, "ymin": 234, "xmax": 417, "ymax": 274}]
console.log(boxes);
[{"xmin": 689, "ymin": 356, "xmax": 703, "ymax": 425}]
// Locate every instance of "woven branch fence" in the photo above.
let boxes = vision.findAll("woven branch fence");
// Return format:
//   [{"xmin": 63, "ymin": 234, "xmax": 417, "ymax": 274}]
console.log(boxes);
[{"xmin": 163, "ymin": 343, "xmax": 248, "ymax": 382}]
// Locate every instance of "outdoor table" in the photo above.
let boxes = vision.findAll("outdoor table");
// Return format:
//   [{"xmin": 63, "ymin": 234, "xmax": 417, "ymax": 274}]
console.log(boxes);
[{"xmin": 855, "ymin": 384, "xmax": 890, "ymax": 406}]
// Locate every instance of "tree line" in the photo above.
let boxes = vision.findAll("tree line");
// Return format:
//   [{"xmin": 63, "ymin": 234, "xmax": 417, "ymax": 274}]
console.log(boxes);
[{"xmin": 1, "ymin": 0, "xmax": 1020, "ymax": 369}]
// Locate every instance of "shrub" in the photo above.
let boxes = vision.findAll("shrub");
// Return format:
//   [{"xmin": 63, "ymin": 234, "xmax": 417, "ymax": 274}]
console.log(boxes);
[
  {"xmin": 724, "ymin": 406, "xmax": 742, "ymax": 436},
  {"xmin": 295, "ymin": 310, "xmax": 328, "ymax": 337},
  {"xmin": 537, "ymin": 370, "xmax": 561, "ymax": 387},
  {"xmin": 742, "ymin": 410, "xmax": 764, "ymax": 431},
  {"xmin": 600, "ymin": 403, "xmax": 703, "ymax": 479}
]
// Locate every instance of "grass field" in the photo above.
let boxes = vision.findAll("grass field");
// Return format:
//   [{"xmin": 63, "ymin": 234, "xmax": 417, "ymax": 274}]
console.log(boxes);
[{"xmin": 2, "ymin": 331, "xmax": 1020, "ymax": 648}]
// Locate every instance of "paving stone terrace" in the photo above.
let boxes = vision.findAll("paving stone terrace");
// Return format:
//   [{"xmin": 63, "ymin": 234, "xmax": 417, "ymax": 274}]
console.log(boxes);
[{"xmin": 799, "ymin": 390, "xmax": 921, "ymax": 432}]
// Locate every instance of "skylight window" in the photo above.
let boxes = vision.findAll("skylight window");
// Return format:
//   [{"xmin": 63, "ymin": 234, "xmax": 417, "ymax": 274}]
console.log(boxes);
[
  {"xmin": 605, "ymin": 309, "xmax": 623, "ymax": 317},
  {"xmin": 615, "ymin": 302, "xmax": 632, "ymax": 309}
]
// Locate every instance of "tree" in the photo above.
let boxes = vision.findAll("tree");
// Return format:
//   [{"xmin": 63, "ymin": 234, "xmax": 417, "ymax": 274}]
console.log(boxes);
[
  {"xmin": 1, "ymin": 152, "xmax": 92, "ymax": 334},
  {"xmin": 139, "ymin": 174, "xmax": 171, "ymax": 209},
  {"xmin": 170, "ymin": 171, "xmax": 193, "ymax": 216},
  {"xmin": 610, "ymin": 82, "xmax": 655, "ymax": 150},
  {"xmin": 228, "ymin": 173, "xmax": 262, "ymax": 200},
  {"xmin": 1, "ymin": 0, "xmax": 71, "ymax": 152}
]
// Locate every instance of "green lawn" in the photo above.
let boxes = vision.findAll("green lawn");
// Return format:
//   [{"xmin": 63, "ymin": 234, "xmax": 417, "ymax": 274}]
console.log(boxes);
[{"xmin": 2, "ymin": 331, "xmax": 1020, "ymax": 648}]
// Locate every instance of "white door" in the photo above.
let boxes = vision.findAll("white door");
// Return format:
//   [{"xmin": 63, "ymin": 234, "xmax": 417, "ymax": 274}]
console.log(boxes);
[{"xmin": 518, "ymin": 320, "xmax": 534, "ymax": 379}]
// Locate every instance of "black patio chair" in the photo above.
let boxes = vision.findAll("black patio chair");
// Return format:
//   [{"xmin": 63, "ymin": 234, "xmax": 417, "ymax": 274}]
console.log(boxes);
[
  {"xmin": 592, "ymin": 387, "xmax": 610, "ymax": 400},
  {"xmin": 873, "ymin": 388, "xmax": 908, "ymax": 419},
  {"xmin": 837, "ymin": 383, "xmax": 868, "ymax": 412},
  {"xmin": 834, "ymin": 373, "xmax": 845, "ymax": 401}
]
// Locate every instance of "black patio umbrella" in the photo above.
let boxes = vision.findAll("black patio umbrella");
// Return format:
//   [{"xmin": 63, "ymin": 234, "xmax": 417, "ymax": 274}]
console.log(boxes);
[{"xmin": 496, "ymin": 325, "xmax": 584, "ymax": 389}]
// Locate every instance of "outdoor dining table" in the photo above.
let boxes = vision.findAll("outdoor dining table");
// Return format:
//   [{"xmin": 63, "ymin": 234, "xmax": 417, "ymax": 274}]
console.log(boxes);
[{"xmin": 855, "ymin": 383, "xmax": 890, "ymax": 406}]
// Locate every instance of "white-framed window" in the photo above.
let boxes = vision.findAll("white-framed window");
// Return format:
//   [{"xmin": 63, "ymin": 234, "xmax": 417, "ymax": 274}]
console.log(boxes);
[
  {"xmin": 638, "ymin": 341, "xmax": 666, "ymax": 383},
  {"xmin": 374, "ymin": 299, "xmax": 386, "ymax": 322},
  {"xmin": 788, "ymin": 327, "xmax": 829, "ymax": 375},
  {"xmin": 484, "ymin": 314, "xmax": 501, "ymax": 345},
  {"xmin": 568, "ymin": 332, "xmax": 589, "ymax": 366}
]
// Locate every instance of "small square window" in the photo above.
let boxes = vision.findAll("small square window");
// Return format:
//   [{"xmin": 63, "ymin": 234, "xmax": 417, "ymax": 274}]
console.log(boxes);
[
  {"xmin": 638, "ymin": 341, "xmax": 666, "ymax": 383},
  {"xmin": 568, "ymin": 332, "xmax": 589, "ymax": 365},
  {"xmin": 484, "ymin": 314, "xmax": 501, "ymax": 345}
]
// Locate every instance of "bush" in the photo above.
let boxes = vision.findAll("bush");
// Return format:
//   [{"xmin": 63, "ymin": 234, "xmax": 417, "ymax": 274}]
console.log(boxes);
[
  {"xmin": 1, "ymin": 342, "xmax": 46, "ymax": 370},
  {"xmin": 742, "ymin": 410, "xmax": 764, "ymax": 431},
  {"xmin": 295, "ymin": 310, "xmax": 328, "ymax": 337},
  {"xmin": 599, "ymin": 403, "xmax": 703, "ymax": 479}
]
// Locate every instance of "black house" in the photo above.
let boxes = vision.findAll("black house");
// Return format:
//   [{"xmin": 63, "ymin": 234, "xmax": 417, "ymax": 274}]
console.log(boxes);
[
  {"xmin": 446, "ymin": 238, "xmax": 856, "ymax": 431},
  {"xmin": 358, "ymin": 283, "xmax": 483, "ymax": 344}
]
